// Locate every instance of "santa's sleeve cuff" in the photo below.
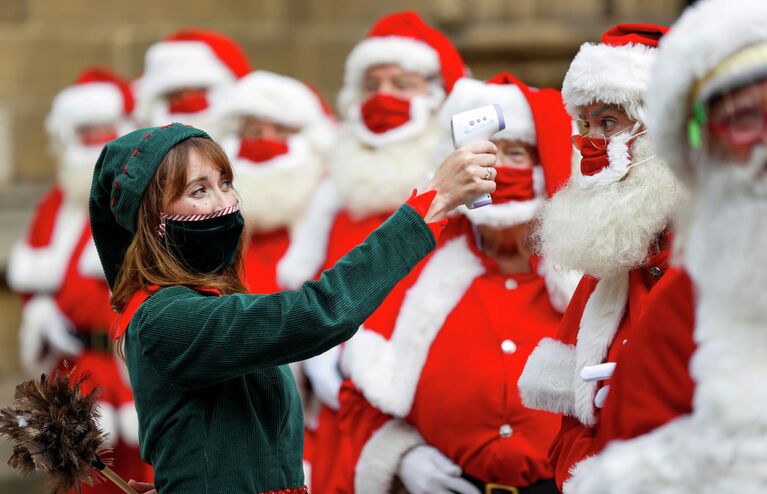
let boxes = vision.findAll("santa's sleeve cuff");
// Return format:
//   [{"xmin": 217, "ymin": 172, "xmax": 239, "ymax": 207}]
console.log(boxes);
[
  {"xmin": 518, "ymin": 337, "xmax": 577, "ymax": 415},
  {"xmin": 355, "ymin": 418, "xmax": 425, "ymax": 494},
  {"xmin": 405, "ymin": 189, "xmax": 448, "ymax": 241}
]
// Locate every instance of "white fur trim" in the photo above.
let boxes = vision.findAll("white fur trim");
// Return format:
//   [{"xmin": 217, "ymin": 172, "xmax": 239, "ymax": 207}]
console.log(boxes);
[
  {"xmin": 45, "ymin": 83, "xmax": 125, "ymax": 143},
  {"xmin": 342, "ymin": 236, "xmax": 484, "ymax": 416},
  {"xmin": 7, "ymin": 203, "xmax": 86, "ymax": 293},
  {"xmin": 518, "ymin": 337, "xmax": 577, "ymax": 415},
  {"xmin": 77, "ymin": 238, "xmax": 106, "ymax": 280},
  {"xmin": 537, "ymin": 261, "xmax": 582, "ymax": 314},
  {"xmin": 648, "ymin": 0, "xmax": 767, "ymax": 185},
  {"xmin": 438, "ymin": 77, "xmax": 536, "ymax": 145},
  {"xmin": 354, "ymin": 419, "xmax": 425, "ymax": 494},
  {"xmin": 214, "ymin": 70, "xmax": 328, "ymax": 129},
  {"xmin": 562, "ymin": 42, "xmax": 657, "ymax": 119},
  {"xmin": 117, "ymin": 402, "xmax": 140, "ymax": 447},
  {"xmin": 17, "ymin": 296, "xmax": 78, "ymax": 376},
  {"xmin": 276, "ymin": 177, "xmax": 342, "ymax": 289},
  {"xmin": 338, "ymin": 36, "xmax": 440, "ymax": 112},
  {"xmin": 573, "ymin": 274, "xmax": 629, "ymax": 426},
  {"xmin": 97, "ymin": 401, "xmax": 118, "ymax": 447}
]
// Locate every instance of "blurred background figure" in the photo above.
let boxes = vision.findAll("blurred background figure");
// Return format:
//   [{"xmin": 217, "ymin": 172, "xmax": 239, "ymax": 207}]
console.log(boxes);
[
  {"xmin": 135, "ymin": 29, "xmax": 251, "ymax": 136},
  {"xmin": 336, "ymin": 72, "xmax": 577, "ymax": 494},
  {"xmin": 5, "ymin": 68, "xmax": 152, "ymax": 494},
  {"xmin": 276, "ymin": 11, "xmax": 467, "ymax": 493}
]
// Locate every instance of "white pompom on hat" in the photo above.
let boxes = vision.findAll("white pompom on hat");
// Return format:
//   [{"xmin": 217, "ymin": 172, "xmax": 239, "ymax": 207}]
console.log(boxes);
[
  {"xmin": 647, "ymin": 0, "xmax": 767, "ymax": 185},
  {"xmin": 45, "ymin": 68, "xmax": 134, "ymax": 144},
  {"xmin": 562, "ymin": 24, "xmax": 668, "ymax": 122}
]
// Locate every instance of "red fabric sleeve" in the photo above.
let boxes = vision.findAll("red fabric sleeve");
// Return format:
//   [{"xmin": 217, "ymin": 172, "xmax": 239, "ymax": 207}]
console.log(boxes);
[
  {"xmin": 26, "ymin": 186, "xmax": 64, "ymax": 247},
  {"xmin": 598, "ymin": 268, "xmax": 696, "ymax": 443},
  {"xmin": 548, "ymin": 415, "xmax": 600, "ymax": 490},
  {"xmin": 334, "ymin": 380, "xmax": 397, "ymax": 493},
  {"xmin": 405, "ymin": 189, "xmax": 448, "ymax": 241}
]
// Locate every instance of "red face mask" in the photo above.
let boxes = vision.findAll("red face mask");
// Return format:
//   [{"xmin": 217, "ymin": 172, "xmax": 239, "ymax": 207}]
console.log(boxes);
[
  {"xmin": 79, "ymin": 128, "xmax": 118, "ymax": 146},
  {"xmin": 573, "ymin": 136, "xmax": 610, "ymax": 176},
  {"xmin": 492, "ymin": 167, "xmax": 536, "ymax": 203},
  {"xmin": 168, "ymin": 89, "xmax": 209, "ymax": 114},
  {"xmin": 361, "ymin": 93, "xmax": 411, "ymax": 134},
  {"xmin": 238, "ymin": 138, "xmax": 289, "ymax": 163}
]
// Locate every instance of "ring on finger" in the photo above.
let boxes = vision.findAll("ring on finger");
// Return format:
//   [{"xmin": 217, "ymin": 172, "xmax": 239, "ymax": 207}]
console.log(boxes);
[{"xmin": 483, "ymin": 168, "xmax": 493, "ymax": 180}]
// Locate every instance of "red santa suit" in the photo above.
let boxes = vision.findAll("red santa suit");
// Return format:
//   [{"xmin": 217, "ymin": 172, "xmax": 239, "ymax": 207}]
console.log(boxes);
[
  {"xmin": 275, "ymin": 12, "xmax": 469, "ymax": 493},
  {"xmin": 561, "ymin": 2, "xmax": 767, "ymax": 491},
  {"xmin": 516, "ymin": 25, "xmax": 688, "ymax": 492},
  {"xmin": 135, "ymin": 29, "xmax": 250, "ymax": 136},
  {"xmin": 6, "ymin": 69, "xmax": 152, "ymax": 494},
  {"xmin": 333, "ymin": 73, "xmax": 578, "ymax": 494}
]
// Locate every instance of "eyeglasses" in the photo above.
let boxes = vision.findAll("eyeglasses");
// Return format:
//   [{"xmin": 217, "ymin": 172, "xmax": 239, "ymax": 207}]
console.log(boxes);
[
  {"xmin": 570, "ymin": 125, "xmax": 638, "ymax": 151},
  {"xmin": 708, "ymin": 105, "xmax": 767, "ymax": 146}
]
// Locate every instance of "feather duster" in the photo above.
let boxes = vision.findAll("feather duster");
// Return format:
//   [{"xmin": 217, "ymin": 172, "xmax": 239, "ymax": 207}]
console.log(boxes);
[{"xmin": 0, "ymin": 370, "xmax": 138, "ymax": 494}]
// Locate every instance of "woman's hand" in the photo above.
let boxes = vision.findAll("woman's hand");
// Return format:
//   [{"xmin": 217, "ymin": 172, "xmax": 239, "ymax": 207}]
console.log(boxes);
[
  {"xmin": 128, "ymin": 479, "xmax": 157, "ymax": 494},
  {"xmin": 421, "ymin": 140, "xmax": 497, "ymax": 222}
]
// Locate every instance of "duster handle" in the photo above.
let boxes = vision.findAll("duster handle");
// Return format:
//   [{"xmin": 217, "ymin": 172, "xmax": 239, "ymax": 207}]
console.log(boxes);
[{"xmin": 96, "ymin": 464, "xmax": 140, "ymax": 494}]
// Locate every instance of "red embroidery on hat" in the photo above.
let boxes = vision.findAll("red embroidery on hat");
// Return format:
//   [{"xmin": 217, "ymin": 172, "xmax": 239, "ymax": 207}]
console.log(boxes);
[
  {"xmin": 256, "ymin": 487, "xmax": 308, "ymax": 494},
  {"xmin": 161, "ymin": 123, "xmax": 174, "ymax": 129},
  {"xmin": 111, "ymin": 197, "xmax": 116, "ymax": 207},
  {"xmin": 113, "ymin": 179, "xmax": 119, "ymax": 190},
  {"xmin": 123, "ymin": 165, "xmax": 128, "ymax": 173},
  {"xmin": 132, "ymin": 148, "xmax": 139, "ymax": 157},
  {"xmin": 143, "ymin": 132, "xmax": 153, "ymax": 139}
]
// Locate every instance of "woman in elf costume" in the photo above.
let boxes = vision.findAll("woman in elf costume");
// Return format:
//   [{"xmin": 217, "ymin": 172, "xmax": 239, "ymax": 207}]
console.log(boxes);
[{"xmin": 87, "ymin": 123, "xmax": 496, "ymax": 493}]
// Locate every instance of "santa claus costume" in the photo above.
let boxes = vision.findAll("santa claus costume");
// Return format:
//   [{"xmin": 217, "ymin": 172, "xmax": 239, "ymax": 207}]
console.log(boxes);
[
  {"xmin": 135, "ymin": 28, "xmax": 251, "ymax": 136},
  {"xmin": 516, "ymin": 24, "xmax": 688, "ymax": 492},
  {"xmin": 275, "ymin": 11, "xmax": 468, "ymax": 493},
  {"xmin": 331, "ymin": 73, "xmax": 578, "ymax": 494},
  {"xmin": 6, "ymin": 68, "xmax": 152, "ymax": 494},
  {"xmin": 564, "ymin": 1, "xmax": 767, "ymax": 492}
]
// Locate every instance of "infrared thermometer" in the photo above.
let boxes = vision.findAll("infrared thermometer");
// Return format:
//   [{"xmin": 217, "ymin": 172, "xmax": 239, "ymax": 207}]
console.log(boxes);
[{"xmin": 450, "ymin": 104, "xmax": 505, "ymax": 209}]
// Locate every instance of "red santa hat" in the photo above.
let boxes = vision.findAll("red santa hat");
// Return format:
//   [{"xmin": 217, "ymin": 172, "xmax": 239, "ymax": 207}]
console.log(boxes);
[
  {"xmin": 648, "ymin": 0, "xmax": 767, "ymax": 185},
  {"xmin": 137, "ymin": 29, "xmax": 251, "ymax": 116},
  {"xmin": 562, "ymin": 24, "xmax": 668, "ymax": 122},
  {"xmin": 45, "ymin": 67, "xmax": 134, "ymax": 143},
  {"xmin": 338, "ymin": 11, "xmax": 467, "ymax": 109},
  {"xmin": 440, "ymin": 73, "xmax": 572, "ymax": 198},
  {"xmin": 215, "ymin": 70, "xmax": 334, "ymax": 130}
]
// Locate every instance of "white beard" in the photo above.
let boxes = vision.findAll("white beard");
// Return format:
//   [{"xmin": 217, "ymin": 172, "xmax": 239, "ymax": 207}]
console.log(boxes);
[
  {"xmin": 462, "ymin": 165, "xmax": 546, "ymax": 228},
  {"xmin": 536, "ymin": 135, "xmax": 685, "ymax": 279},
  {"xmin": 328, "ymin": 122, "xmax": 443, "ymax": 219},
  {"xmin": 226, "ymin": 134, "xmax": 324, "ymax": 233},
  {"xmin": 57, "ymin": 144, "xmax": 103, "ymax": 210},
  {"xmin": 682, "ymin": 148, "xmax": 767, "ymax": 325}
]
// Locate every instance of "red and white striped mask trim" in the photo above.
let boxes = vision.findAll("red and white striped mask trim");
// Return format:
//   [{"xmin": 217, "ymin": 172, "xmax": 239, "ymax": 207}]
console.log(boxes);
[{"xmin": 157, "ymin": 202, "xmax": 240, "ymax": 237}]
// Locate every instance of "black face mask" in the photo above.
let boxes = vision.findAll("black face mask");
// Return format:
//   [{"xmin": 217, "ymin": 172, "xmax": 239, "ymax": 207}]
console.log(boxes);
[{"xmin": 164, "ymin": 210, "xmax": 245, "ymax": 274}]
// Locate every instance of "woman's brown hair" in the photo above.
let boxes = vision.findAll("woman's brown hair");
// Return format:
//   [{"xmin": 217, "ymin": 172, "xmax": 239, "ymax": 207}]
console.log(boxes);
[{"xmin": 112, "ymin": 137, "xmax": 247, "ymax": 357}]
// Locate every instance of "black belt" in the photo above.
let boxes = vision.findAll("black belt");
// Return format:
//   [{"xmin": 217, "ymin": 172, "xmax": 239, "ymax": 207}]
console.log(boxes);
[
  {"xmin": 73, "ymin": 330, "xmax": 113, "ymax": 353},
  {"xmin": 460, "ymin": 475, "xmax": 559, "ymax": 494}
]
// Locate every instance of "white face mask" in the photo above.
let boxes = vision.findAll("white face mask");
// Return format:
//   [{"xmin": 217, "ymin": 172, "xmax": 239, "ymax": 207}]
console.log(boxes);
[{"xmin": 575, "ymin": 123, "xmax": 656, "ymax": 189}]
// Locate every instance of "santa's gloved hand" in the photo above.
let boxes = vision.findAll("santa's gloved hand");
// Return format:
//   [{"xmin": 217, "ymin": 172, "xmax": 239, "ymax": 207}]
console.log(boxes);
[
  {"xmin": 398, "ymin": 445, "xmax": 481, "ymax": 494},
  {"xmin": 19, "ymin": 296, "xmax": 82, "ymax": 375},
  {"xmin": 303, "ymin": 347, "xmax": 343, "ymax": 410}
]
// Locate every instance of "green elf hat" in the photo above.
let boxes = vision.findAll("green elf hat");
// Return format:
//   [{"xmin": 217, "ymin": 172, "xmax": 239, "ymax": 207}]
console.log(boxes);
[{"xmin": 89, "ymin": 123, "xmax": 210, "ymax": 288}]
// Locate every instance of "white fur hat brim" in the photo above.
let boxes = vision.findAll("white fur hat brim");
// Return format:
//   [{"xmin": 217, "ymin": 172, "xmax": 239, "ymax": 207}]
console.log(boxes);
[
  {"xmin": 214, "ymin": 70, "xmax": 328, "ymax": 129},
  {"xmin": 438, "ymin": 77, "xmax": 536, "ymax": 145},
  {"xmin": 338, "ymin": 36, "xmax": 440, "ymax": 113},
  {"xmin": 562, "ymin": 41, "xmax": 657, "ymax": 120},
  {"xmin": 138, "ymin": 40, "xmax": 237, "ymax": 110},
  {"xmin": 45, "ymin": 82, "xmax": 125, "ymax": 140},
  {"xmin": 647, "ymin": 0, "xmax": 767, "ymax": 185}
]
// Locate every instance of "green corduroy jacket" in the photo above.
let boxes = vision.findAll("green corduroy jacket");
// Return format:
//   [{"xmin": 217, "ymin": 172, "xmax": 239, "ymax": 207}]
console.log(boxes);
[{"xmin": 124, "ymin": 204, "xmax": 435, "ymax": 493}]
